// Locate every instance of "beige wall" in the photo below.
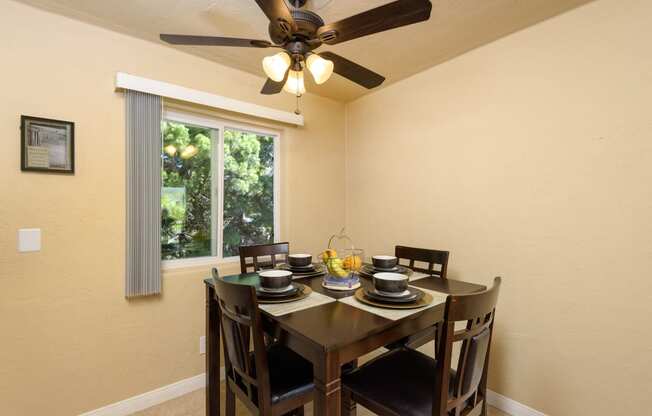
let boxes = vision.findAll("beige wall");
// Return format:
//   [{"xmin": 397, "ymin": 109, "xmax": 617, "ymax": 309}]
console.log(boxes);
[
  {"xmin": 345, "ymin": 0, "xmax": 652, "ymax": 414},
  {"xmin": 4, "ymin": 0, "xmax": 652, "ymax": 414},
  {"xmin": 0, "ymin": 1, "xmax": 345, "ymax": 414}
]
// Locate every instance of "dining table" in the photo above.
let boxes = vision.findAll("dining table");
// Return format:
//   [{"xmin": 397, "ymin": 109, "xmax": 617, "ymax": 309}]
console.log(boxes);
[{"xmin": 204, "ymin": 270, "xmax": 486, "ymax": 416}]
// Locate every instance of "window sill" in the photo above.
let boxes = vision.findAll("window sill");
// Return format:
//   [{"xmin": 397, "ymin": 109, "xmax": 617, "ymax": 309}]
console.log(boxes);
[{"xmin": 161, "ymin": 256, "xmax": 240, "ymax": 272}]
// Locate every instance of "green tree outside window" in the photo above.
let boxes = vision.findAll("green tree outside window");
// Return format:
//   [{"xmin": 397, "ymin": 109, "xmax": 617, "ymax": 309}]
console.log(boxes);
[
  {"xmin": 161, "ymin": 121, "xmax": 274, "ymax": 260},
  {"xmin": 223, "ymin": 129, "xmax": 274, "ymax": 257}
]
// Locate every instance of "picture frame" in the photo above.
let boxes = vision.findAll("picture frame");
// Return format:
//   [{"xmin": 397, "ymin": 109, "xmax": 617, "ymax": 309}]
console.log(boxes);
[{"xmin": 20, "ymin": 115, "xmax": 75, "ymax": 174}]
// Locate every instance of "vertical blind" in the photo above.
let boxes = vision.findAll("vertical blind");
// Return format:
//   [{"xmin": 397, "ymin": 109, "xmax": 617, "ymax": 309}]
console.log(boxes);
[{"xmin": 125, "ymin": 90, "xmax": 162, "ymax": 297}]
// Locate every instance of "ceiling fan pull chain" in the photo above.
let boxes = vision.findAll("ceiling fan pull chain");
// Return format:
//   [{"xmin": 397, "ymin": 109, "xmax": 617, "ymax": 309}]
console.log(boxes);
[{"xmin": 295, "ymin": 93, "xmax": 301, "ymax": 115}]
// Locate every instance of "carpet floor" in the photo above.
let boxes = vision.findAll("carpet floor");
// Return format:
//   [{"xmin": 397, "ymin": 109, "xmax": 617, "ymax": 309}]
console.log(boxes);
[{"xmin": 132, "ymin": 384, "xmax": 510, "ymax": 416}]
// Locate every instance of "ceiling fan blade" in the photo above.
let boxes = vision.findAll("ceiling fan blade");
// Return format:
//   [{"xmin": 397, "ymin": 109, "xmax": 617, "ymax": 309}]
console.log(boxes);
[
  {"xmin": 319, "ymin": 52, "xmax": 385, "ymax": 89},
  {"xmin": 254, "ymin": 0, "xmax": 297, "ymax": 34},
  {"xmin": 260, "ymin": 70, "xmax": 289, "ymax": 95},
  {"xmin": 160, "ymin": 34, "xmax": 272, "ymax": 48},
  {"xmin": 317, "ymin": 0, "xmax": 432, "ymax": 45}
]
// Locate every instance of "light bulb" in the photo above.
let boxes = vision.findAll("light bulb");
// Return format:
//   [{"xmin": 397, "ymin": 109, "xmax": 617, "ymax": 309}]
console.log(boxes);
[
  {"xmin": 283, "ymin": 70, "xmax": 306, "ymax": 96},
  {"xmin": 306, "ymin": 54, "xmax": 334, "ymax": 85},
  {"xmin": 262, "ymin": 52, "xmax": 291, "ymax": 82}
]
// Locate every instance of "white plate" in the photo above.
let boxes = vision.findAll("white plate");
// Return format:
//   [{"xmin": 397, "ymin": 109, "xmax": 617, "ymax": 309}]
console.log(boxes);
[
  {"xmin": 374, "ymin": 289, "xmax": 411, "ymax": 298},
  {"xmin": 289, "ymin": 265, "xmax": 315, "ymax": 271},
  {"xmin": 259, "ymin": 285, "xmax": 293, "ymax": 294},
  {"xmin": 372, "ymin": 266, "xmax": 399, "ymax": 272}
]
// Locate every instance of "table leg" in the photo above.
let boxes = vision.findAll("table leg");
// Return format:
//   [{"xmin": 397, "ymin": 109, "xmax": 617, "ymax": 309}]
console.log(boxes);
[
  {"xmin": 313, "ymin": 351, "xmax": 341, "ymax": 416},
  {"xmin": 206, "ymin": 286, "xmax": 221, "ymax": 416},
  {"xmin": 341, "ymin": 388, "xmax": 356, "ymax": 416},
  {"xmin": 341, "ymin": 360, "xmax": 357, "ymax": 416}
]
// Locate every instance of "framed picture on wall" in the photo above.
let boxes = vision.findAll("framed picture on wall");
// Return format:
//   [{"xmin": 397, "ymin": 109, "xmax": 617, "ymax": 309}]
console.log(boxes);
[{"xmin": 20, "ymin": 115, "xmax": 75, "ymax": 174}]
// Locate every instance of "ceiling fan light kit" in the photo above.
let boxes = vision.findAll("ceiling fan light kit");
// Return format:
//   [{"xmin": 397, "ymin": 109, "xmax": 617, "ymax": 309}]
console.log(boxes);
[
  {"xmin": 283, "ymin": 68, "xmax": 306, "ymax": 96},
  {"xmin": 160, "ymin": 0, "xmax": 432, "ymax": 106},
  {"xmin": 262, "ymin": 52, "xmax": 292, "ymax": 82},
  {"xmin": 306, "ymin": 53, "xmax": 334, "ymax": 85}
]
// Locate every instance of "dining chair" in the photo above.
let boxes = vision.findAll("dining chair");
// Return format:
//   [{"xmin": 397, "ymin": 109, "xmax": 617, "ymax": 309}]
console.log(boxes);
[
  {"xmin": 239, "ymin": 242, "xmax": 290, "ymax": 274},
  {"xmin": 386, "ymin": 245, "xmax": 451, "ymax": 350},
  {"xmin": 395, "ymin": 245, "xmax": 450, "ymax": 279},
  {"xmin": 342, "ymin": 277, "xmax": 501, "ymax": 416},
  {"xmin": 212, "ymin": 268, "xmax": 314, "ymax": 416}
]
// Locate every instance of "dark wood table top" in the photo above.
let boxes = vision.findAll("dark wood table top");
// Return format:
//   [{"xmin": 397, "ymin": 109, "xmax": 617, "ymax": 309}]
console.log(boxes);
[{"xmin": 204, "ymin": 273, "xmax": 485, "ymax": 352}]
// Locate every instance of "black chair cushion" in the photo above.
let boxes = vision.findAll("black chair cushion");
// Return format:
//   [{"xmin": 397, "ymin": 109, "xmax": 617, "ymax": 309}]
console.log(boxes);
[
  {"xmin": 342, "ymin": 348, "xmax": 452, "ymax": 416},
  {"xmin": 267, "ymin": 344, "xmax": 314, "ymax": 404}
]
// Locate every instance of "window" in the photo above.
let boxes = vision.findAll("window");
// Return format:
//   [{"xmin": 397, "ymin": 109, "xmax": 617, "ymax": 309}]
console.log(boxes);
[{"xmin": 161, "ymin": 111, "xmax": 279, "ymax": 265}]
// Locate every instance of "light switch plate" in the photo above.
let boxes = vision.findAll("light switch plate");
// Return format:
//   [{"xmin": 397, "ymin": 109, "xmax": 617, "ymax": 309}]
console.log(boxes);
[{"xmin": 18, "ymin": 228, "xmax": 41, "ymax": 252}]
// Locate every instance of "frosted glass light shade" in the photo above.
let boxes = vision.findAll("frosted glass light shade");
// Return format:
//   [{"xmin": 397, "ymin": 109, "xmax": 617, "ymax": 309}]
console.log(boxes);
[
  {"xmin": 306, "ymin": 54, "xmax": 334, "ymax": 84},
  {"xmin": 262, "ymin": 52, "xmax": 291, "ymax": 82},
  {"xmin": 283, "ymin": 70, "xmax": 306, "ymax": 96}
]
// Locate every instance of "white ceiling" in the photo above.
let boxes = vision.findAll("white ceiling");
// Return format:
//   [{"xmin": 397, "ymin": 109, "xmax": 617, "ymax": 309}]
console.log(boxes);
[{"xmin": 15, "ymin": 0, "xmax": 593, "ymax": 102}]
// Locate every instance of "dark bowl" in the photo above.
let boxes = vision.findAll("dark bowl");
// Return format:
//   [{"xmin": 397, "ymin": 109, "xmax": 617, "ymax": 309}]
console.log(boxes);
[
  {"xmin": 258, "ymin": 270, "xmax": 293, "ymax": 289},
  {"xmin": 373, "ymin": 272, "xmax": 408, "ymax": 293},
  {"xmin": 372, "ymin": 255, "xmax": 398, "ymax": 270},
  {"xmin": 288, "ymin": 253, "xmax": 312, "ymax": 267}
]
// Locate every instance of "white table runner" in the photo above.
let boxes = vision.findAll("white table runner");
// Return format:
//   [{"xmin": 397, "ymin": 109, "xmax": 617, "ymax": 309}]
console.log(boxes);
[
  {"xmin": 259, "ymin": 291, "xmax": 335, "ymax": 317},
  {"xmin": 338, "ymin": 286, "xmax": 448, "ymax": 321}
]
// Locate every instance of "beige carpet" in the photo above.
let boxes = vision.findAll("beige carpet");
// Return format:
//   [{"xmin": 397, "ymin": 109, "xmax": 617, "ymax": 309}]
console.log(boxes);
[{"xmin": 132, "ymin": 384, "xmax": 510, "ymax": 416}]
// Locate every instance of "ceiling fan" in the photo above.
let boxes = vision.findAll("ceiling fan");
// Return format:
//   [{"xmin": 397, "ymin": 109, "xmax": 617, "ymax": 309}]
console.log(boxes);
[{"xmin": 160, "ymin": 0, "xmax": 432, "ymax": 99}]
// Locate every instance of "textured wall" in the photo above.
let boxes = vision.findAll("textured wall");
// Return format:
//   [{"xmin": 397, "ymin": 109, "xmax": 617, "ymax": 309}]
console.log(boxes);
[
  {"xmin": 344, "ymin": 0, "xmax": 652, "ymax": 414},
  {"xmin": 0, "ymin": 1, "xmax": 345, "ymax": 414}
]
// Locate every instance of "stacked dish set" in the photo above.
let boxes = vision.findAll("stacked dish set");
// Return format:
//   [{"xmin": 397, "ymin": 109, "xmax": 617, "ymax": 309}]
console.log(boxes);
[
  {"xmin": 256, "ymin": 270, "xmax": 311, "ymax": 304},
  {"xmin": 354, "ymin": 255, "xmax": 431, "ymax": 309},
  {"xmin": 277, "ymin": 253, "xmax": 327, "ymax": 278},
  {"xmin": 358, "ymin": 255, "xmax": 412, "ymax": 278}
]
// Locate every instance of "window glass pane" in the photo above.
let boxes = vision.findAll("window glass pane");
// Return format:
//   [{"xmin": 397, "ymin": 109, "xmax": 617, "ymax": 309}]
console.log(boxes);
[
  {"xmin": 223, "ymin": 129, "xmax": 275, "ymax": 257},
  {"xmin": 161, "ymin": 121, "xmax": 216, "ymax": 260}
]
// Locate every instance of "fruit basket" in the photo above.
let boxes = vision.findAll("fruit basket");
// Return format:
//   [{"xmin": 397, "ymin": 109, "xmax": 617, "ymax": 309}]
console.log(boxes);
[{"xmin": 320, "ymin": 229, "xmax": 363, "ymax": 289}]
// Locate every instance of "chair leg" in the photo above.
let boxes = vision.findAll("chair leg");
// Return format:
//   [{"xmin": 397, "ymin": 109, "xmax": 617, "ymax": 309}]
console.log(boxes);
[
  {"xmin": 341, "ymin": 388, "xmax": 357, "ymax": 416},
  {"xmin": 225, "ymin": 383, "xmax": 236, "ymax": 416}
]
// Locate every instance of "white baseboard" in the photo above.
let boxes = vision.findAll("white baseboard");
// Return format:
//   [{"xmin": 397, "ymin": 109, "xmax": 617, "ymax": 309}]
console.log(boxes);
[
  {"xmin": 79, "ymin": 369, "xmax": 542, "ymax": 416},
  {"xmin": 78, "ymin": 368, "xmax": 224, "ymax": 416},
  {"xmin": 487, "ymin": 389, "xmax": 546, "ymax": 416}
]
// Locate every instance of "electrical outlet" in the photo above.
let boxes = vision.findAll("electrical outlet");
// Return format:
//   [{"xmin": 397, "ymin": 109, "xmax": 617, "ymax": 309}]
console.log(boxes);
[{"xmin": 199, "ymin": 336, "xmax": 206, "ymax": 355}]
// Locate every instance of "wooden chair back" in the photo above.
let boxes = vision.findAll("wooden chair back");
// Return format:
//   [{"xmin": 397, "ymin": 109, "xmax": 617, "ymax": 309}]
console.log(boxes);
[
  {"xmin": 239, "ymin": 242, "xmax": 290, "ymax": 274},
  {"xmin": 211, "ymin": 269, "xmax": 273, "ymax": 413},
  {"xmin": 434, "ymin": 276, "xmax": 501, "ymax": 416},
  {"xmin": 395, "ymin": 245, "xmax": 450, "ymax": 278}
]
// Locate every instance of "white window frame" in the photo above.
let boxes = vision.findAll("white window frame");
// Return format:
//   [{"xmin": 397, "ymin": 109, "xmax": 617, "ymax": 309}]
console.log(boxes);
[{"xmin": 161, "ymin": 109, "xmax": 281, "ymax": 270}]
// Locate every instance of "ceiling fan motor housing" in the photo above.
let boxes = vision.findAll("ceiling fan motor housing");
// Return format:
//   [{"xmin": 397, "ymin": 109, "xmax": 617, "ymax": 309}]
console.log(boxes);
[{"xmin": 269, "ymin": 8, "xmax": 324, "ymax": 44}]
